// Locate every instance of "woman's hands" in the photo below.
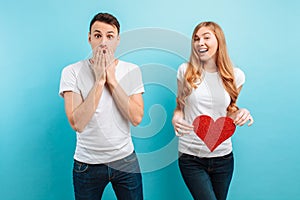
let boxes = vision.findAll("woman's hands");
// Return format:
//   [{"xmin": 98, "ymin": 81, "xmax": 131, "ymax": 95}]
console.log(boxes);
[
  {"xmin": 172, "ymin": 107, "xmax": 253, "ymax": 137},
  {"xmin": 172, "ymin": 110, "xmax": 194, "ymax": 136},
  {"xmin": 228, "ymin": 108, "xmax": 254, "ymax": 126}
]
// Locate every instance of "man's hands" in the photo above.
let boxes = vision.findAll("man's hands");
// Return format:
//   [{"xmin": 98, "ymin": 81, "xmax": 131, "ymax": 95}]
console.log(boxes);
[
  {"xmin": 91, "ymin": 46, "xmax": 117, "ymax": 84},
  {"xmin": 105, "ymin": 48, "xmax": 117, "ymax": 85},
  {"xmin": 91, "ymin": 46, "xmax": 106, "ymax": 83}
]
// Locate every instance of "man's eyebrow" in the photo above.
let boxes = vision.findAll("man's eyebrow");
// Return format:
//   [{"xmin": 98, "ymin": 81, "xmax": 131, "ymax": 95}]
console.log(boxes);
[{"xmin": 93, "ymin": 30, "xmax": 115, "ymax": 34}]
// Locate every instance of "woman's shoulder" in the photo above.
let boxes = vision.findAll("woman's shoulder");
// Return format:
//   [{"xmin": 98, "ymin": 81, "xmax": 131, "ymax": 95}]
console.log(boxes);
[
  {"xmin": 178, "ymin": 62, "xmax": 189, "ymax": 72},
  {"xmin": 233, "ymin": 67, "xmax": 246, "ymax": 87},
  {"xmin": 177, "ymin": 63, "xmax": 189, "ymax": 79},
  {"xmin": 233, "ymin": 67, "xmax": 245, "ymax": 78}
]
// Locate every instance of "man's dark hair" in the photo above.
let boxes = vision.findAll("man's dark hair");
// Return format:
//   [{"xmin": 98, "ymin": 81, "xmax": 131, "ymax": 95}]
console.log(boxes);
[{"xmin": 89, "ymin": 13, "xmax": 120, "ymax": 34}]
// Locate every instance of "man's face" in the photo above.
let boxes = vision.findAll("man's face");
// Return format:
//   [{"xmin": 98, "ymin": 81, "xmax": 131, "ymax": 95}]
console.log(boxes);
[{"xmin": 88, "ymin": 21, "xmax": 120, "ymax": 55}]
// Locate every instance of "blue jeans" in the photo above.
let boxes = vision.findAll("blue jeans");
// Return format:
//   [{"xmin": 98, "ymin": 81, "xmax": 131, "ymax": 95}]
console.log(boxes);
[
  {"xmin": 178, "ymin": 152, "xmax": 234, "ymax": 200},
  {"xmin": 73, "ymin": 152, "xmax": 143, "ymax": 200}
]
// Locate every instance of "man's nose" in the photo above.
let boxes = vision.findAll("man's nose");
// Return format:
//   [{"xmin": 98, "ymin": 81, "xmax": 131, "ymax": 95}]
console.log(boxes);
[{"xmin": 99, "ymin": 38, "xmax": 107, "ymax": 47}]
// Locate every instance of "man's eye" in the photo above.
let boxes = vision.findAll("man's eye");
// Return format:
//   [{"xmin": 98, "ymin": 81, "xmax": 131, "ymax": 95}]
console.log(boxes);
[
  {"xmin": 95, "ymin": 34, "xmax": 101, "ymax": 38},
  {"xmin": 107, "ymin": 35, "xmax": 114, "ymax": 39}
]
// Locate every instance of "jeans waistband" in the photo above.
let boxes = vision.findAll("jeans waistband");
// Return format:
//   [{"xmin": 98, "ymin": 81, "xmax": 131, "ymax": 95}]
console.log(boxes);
[{"xmin": 179, "ymin": 151, "xmax": 233, "ymax": 160}]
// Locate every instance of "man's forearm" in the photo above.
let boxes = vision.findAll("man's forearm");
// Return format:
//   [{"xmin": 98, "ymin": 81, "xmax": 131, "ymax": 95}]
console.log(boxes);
[
  {"xmin": 107, "ymin": 80, "xmax": 143, "ymax": 126},
  {"xmin": 72, "ymin": 81, "xmax": 105, "ymax": 132}
]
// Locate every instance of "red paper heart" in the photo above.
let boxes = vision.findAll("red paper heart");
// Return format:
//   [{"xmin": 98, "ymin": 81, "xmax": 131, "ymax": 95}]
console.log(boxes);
[{"xmin": 193, "ymin": 115, "xmax": 236, "ymax": 152}]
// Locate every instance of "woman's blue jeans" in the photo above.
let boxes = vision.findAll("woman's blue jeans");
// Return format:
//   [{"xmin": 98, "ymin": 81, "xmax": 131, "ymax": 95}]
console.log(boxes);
[
  {"xmin": 178, "ymin": 152, "xmax": 234, "ymax": 200},
  {"xmin": 73, "ymin": 151, "xmax": 143, "ymax": 200}
]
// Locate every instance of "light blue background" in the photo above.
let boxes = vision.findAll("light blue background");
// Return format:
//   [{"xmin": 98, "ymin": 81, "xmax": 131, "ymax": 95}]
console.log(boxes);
[{"xmin": 1, "ymin": 0, "xmax": 300, "ymax": 199}]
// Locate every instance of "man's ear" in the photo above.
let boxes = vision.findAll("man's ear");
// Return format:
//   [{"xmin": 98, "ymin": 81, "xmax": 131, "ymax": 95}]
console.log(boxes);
[
  {"xmin": 88, "ymin": 32, "xmax": 91, "ymax": 44},
  {"xmin": 117, "ymin": 35, "xmax": 120, "ymax": 46}
]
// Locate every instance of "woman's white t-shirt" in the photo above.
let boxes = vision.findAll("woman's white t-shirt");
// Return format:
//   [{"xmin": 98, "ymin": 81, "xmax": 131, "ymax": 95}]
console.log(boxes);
[{"xmin": 177, "ymin": 63, "xmax": 245, "ymax": 157}]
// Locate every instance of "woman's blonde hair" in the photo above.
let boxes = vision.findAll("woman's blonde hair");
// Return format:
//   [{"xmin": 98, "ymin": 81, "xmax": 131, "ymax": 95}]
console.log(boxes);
[{"xmin": 177, "ymin": 21, "xmax": 239, "ymax": 113}]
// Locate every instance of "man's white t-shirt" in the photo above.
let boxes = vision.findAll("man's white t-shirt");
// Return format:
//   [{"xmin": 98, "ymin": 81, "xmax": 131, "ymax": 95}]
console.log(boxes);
[
  {"xmin": 59, "ymin": 59, "xmax": 144, "ymax": 164},
  {"xmin": 177, "ymin": 63, "xmax": 245, "ymax": 157}
]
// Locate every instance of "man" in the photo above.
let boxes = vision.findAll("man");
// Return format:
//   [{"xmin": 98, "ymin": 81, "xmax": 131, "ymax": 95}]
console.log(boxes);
[{"xmin": 59, "ymin": 13, "xmax": 144, "ymax": 200}]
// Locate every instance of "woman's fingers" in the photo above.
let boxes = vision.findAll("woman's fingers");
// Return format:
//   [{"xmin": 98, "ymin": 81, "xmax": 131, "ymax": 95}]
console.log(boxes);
[
  {"xmin": 174, "ymin": 120, "xmax": 194, "ymax": 137},
  {"xmin": 247, "ymin": 115, "xmax": 254, "ymax": 126},
  {"xmin": 174, "ymin": 128, "xmax": 191, "ymax": 136},
  {"xmin": 175, "ymin": 131, "xmax": 183, "ymax": 137},
  {"xmin": 172, "ymin": 112, "xmax": 194, "ymax": 137},
  {"xmin": 234, "ymin": 109, "xmax": 254, "ymax": 126},
  {"xmin": 177, "ymin": 128, "xmax": 193, "ymax": 134},
  {"xmin": 176, "ymin": 121, "xmax": 194, "ymax": 130}
]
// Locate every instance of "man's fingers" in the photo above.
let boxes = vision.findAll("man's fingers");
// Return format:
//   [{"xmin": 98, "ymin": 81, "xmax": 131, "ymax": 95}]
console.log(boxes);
[
  {"xmin": 105, "ymin": 49, "xmax": 115, "ymax": 68},
  {"xmin": 93, "ymin": 47, "xmax": 99, "ymax": 65},
  {"xmin": 100, "ymin": 53, "xmax": 105, "ymax": 68}
]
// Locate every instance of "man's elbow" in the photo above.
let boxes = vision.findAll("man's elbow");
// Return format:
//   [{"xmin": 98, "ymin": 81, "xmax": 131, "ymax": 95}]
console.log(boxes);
[
  {"xmin": 75, "ymin": 126, "xmax": 84, "ymax": 133},
  {"xmin": 131, "ymin": 113, "xmax": 143, "ymax": 126},
  {"xmin": 70, "ymin": 121, "xmax": 84, "ymax": 133}
]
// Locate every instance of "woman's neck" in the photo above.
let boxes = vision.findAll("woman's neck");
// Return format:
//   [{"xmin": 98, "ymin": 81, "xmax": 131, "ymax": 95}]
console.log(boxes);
[{"xmin": 201, "ymin": 59, "xmax": 218, "ymax": 72}]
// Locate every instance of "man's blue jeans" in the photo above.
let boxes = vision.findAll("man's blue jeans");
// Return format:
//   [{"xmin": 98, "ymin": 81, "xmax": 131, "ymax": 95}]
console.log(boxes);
[
  {"xmin": 178, "ymin": 152, "xmax": 234, "ymax": 200},
  {"xmin": 73, "ymin": 151, "xmax": 143, "ymax": 200}
]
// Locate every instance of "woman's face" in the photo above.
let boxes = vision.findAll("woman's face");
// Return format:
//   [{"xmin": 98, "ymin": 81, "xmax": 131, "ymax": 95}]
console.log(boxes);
[{"xmin": 193, "ymin": 27, "xmax": 218, "ymax": 63}]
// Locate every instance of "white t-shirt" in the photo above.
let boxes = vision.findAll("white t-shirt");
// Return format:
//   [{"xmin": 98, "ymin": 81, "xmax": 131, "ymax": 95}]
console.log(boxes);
[
  {"xmin": 59, "ymin": 59, "xmax": 144, "ymax": 164},
  {"xmin": 177, "ymin": 63, "xmax": 245, "ymax": 157}
]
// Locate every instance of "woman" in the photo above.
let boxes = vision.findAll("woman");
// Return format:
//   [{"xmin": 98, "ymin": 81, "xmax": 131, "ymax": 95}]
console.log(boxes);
[{"xmin": 172, "ymin": 21, "xmax": 254, "ymax": 200}]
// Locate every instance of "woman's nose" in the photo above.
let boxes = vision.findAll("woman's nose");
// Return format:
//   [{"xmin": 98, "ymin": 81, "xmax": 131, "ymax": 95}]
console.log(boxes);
[{"xmin": 198, "ymin": 38, "xmax": 204, "ymax": 45}]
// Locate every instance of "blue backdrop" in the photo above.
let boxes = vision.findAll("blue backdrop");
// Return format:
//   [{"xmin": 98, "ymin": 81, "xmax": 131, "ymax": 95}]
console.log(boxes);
[{"xmin": 1, "ymin": 0, "xmax": 300, "ymax": 199}]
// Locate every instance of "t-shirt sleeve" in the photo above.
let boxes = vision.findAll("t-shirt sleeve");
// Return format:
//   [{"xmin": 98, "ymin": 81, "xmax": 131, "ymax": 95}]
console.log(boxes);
[
  {"xmin": 59, "ymin": 65, "xmax": 80, "ymax": 97},
  {"xmin": 177, "ymin": 63, "xmax": 187, "ymax": 83},
  {"xmin": 234, "ymin": 68, "xmax": 245, "ymax": 88},
  {"xmin": 128, "ymin": 65, "xmax": 145, "ymax": 96}
]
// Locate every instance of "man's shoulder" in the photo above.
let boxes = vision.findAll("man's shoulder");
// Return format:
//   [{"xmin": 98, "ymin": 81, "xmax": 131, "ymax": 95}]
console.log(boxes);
[
  {"xmin": 61, "ymin": 60, "xmax": 89, "ymax": 75},
  {"xmin": 118, "ymin": 60, "xmax": 139, "ymax": 69},
  {"xmin": 63, "ymin": 60, "xmax": 88, "ymax": 70}
]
